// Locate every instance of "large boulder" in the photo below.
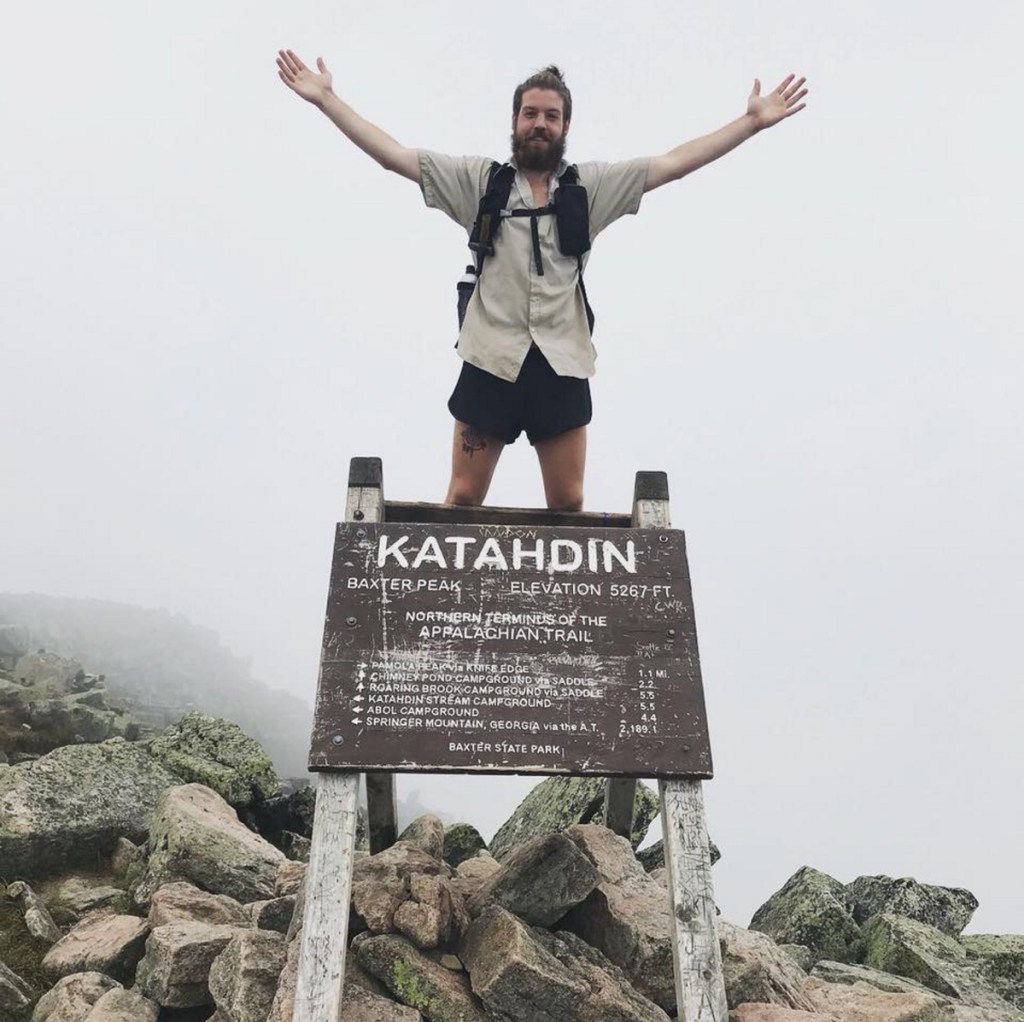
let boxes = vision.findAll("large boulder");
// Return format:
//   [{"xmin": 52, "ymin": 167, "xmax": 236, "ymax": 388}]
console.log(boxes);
[
  {"xmin": 350, "ymin": 842, "xmax": 450, "ymax": 936},
  {"xmin": 718, "ymin": 921, "xmax": 817, "ymax": 1012},
  {"xmin": 41, "ymin": 914, "xmax": 149, "ymax": 984},
  {"xmin": 29, "ymin": 972, "xmax": 120, "ymax": 1022},
  {"xmin": 10, "ymin": 653, "xmax": 81, "ymax": 691},
  {"xmin": 397, "ymin": 816, "xmax": 445, "ymax": 861},
  {"xmin": 134, "ymin": 922, "xmax": 243, "ymax": 1009},
  {"xmin": 0, "ymin": 739, "xmax": 180, "ymax": 878},
  {"xmin": 863, "ymin": 913, "xmax": 1019, "ymax": 1013},
  {"xmin": 357, "ymin": 933, "xmax": 489, "ymax": 1021},
  {"xmin": 804, "ymin": 975, "xmax": 950, "ymax": 1021},
  {"xmin": 845, "ymin": 875, "xmax": 978, "ymax": 936},
  {"xmin": 749, "ymin": 866, "xmax": 864, "ymax": 965},
  {"xmin": 137, "ymin": 784, "xmax": 285, "ymax": 906},
  {"xmin": 962, "ymin": 936, "xmax": 1024, "ymax": 1011},
  {"xmin": 811, "ymin": 959, "xmax": 953, "ymax": 999},
  {"xmin": 148, "ymin": 713, "xmax": 280, "ymax": 808},
  {"xmin": 84, "ymin": 988, "xmax": 159, "ymax": 1021},
  {"xmin": 636, "ymin": 836, "xmax": 721, "ymax": 872},
  {"xmin": 465, "ymin": 833, "xmax": 598, "ymax": 927},
  {"xmin": 442, "ymin": 824, "xmax": 487, "ymax": 869},
  {"xmin": 489, "ymin": 776, "xmax": 659, "ymax": 860},
  {"xmin": 207, "ymin": 930, "xmax": 287, "ymax": 1022},
  {"xmin": 560, "ymin": 825, "xmax": 675, "ymax": 1012},
  {"xmin": 147, "ymin": 882, "xmax": 250, "ymax": 929}
]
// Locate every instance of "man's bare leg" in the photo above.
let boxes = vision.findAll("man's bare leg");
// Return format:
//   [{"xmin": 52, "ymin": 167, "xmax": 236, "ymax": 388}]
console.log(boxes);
[
  {"xmin": 535, "ymin": 426, "xmax": 586, "ymax": 511},
  {"xmin": 445, "ymin": 421, "xmax": 505, "ymax": 505}
]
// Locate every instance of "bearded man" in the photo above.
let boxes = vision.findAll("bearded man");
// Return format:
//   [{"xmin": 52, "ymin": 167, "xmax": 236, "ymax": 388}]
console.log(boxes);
[{"xmin": 277, "ymin": 56, "xmax": 807, "ymax": 510}]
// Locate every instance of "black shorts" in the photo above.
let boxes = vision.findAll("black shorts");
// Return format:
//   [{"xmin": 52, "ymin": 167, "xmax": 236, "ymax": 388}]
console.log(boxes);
[{"xmin": 448, "ymin": 344, "xmax": 592, "ymax": 445}]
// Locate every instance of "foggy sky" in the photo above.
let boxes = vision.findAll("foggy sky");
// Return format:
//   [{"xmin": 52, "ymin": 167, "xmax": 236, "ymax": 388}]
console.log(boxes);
[{"xmin": 2, "ymin": 1, "xmax": 1021, "ymax": 933}]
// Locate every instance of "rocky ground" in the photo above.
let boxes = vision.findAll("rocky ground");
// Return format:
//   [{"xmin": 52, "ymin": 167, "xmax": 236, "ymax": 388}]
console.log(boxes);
[{"xmin": 2, "ymin": 651, "xmax": 1022, "ymax": 1021}]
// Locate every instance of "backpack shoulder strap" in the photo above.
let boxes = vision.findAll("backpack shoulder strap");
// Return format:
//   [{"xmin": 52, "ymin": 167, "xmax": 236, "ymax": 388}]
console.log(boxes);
[{"xmin": 469, "ymin": 162, "xmax": 516, "ymax": 272}]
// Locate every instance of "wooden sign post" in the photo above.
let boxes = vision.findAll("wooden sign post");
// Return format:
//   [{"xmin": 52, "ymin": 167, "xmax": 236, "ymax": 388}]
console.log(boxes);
[{"xmin": 294, "ymin": 458, "xmax": 727, "ymax": 1021}]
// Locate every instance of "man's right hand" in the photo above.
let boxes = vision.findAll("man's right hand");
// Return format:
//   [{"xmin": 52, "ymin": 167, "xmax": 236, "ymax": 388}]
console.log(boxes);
[{"xmin": 277, "ymin": 49, "xmax": 332, "ymax": 107}]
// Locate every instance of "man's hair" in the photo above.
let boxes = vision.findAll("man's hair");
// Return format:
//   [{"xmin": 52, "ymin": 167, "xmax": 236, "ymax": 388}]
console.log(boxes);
[{"xmin": 513, "ymin": 66, "xmax": 572, "ymax": 124}]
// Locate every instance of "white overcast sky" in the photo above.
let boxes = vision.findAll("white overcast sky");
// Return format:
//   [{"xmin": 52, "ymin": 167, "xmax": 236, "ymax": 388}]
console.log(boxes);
[{"xmin": 2, "ymin": 1, "xmax": 1021, "ymax": 934}]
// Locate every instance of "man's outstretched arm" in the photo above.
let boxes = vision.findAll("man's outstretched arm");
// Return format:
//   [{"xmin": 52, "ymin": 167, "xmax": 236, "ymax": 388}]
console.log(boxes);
[
  {"xmin": 276, "ymin": 49, "xmax": 421, "ymax": 183},
  {"xmin": 644, "ymin": 74, "xmax": 807, "ymax": 193}
]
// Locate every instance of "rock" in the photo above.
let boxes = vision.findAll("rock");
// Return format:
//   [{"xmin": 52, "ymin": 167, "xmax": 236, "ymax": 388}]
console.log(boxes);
[
  {"xmin": 83, "ymin": 988, "xmax": 159, "ymax": 1021},
  {"xmin": 442, "ymin": 825, "xmax": 486, "ymax": 869},
  {"xmin": 148, "ymin": 713, "xmax": 281, "ymax": 808},
  {"xmin": 393, "ymin": 876, "xmax": 469, "ymax": 950},
  {"xmin": 45, "ymin": 879, "xmax": 124, "ymax": 920},
  {"xmin": 811, "ymin": 958, "xmax": 953, "ymax": 998},
  {"xmin": 804, "ymin": 974, "xmax": 950, "ymax": 1021},
  {"xmin": 41, "ymin": 915, "xmax": 149, "ymax": 984},
  {"xmin": 450, "ymin": 855, "xmax": 501, "ymax": 903},
  {"xmin": 264, "ymin": 934, "xmax": 299, "ymax": 1022},
  {"xmin": 466, "ymin": 833, "xmax": 598, "ymax": 927},
  {"xmin": 863, "ymin": 913, "xmax": 1018, "ymax": 1012},
  {"xmin": 247, "ymin": 897, "xmax": 295, "ymax": 934},
  {"xmin": 138, "ymin": 784, "xmax": 285, "ymax": 907},
  {"xmin": 357, "ymin": 933, "xmax": 489, "ymax": 1021},
  {"xmin": 749, "ymin": 866, "xmax": 864, "ymax": 965},
  {"xmin": 779, "ymin": 945, "xmax": 814, "ymax": 972},
  {"xmin": 845, "ymin": 875, "xmax": 979, "ymax": 937},
  {"xmin": 6, "ymin": 882, "xmax": 61, "ymax": 945},
  {"xmin": 636, "ymin": 836, "xmax": 721, "ymax": 872},
  {"xmin": 489, "ymin": 776, "xmax": 659, "ymax": 860},
  {"xmin": 274, "ymin": 861, "xmax": 307, "ymax": 898},
  {"xmin": 718, "ymin": 920, "xmax": 817, "ymax": 1012},
  {"xmin": 729, "ymin": 1006, "xmax": 829, "ymax": 1021},
  {"xmin": 134, "ymin": 922, "xmax": 242, "ymax": 1008},
  {"xmin": 0, "ymin": 739, "xmax": 180, "ymax": 879},
  {"xmin": 962, "ymin": 935, "xmax": 1024, "ymax": 1010},
  {"xmin": 279, "ymin": 831, "xmax": 311, "ymax": 861},
  {"xmin": 461, "ymin": 905, "xmax": 670, "ymax": 1022},
  {"xmin": 560, "ymin": 824, "xmax": 675, "ymax": 1012},
  {"xmin": 29, "ymin": 972, "xmax": 120, "ymax": 1022},
  {"xmin": 0, "ymin": 960, "xmax": 34, "ymax": 1019},
  {"xmin": 207, "ymin": 930, "xmax": 287, "ymax": 1022},
  {"xmin": 343, "ymin": 984, "xmax": 423, "ymax": 1020},
  {"xmin": 148, "ymin": 883, "xmax": 250, "ymax": 929},
  {"xmin": 107, "ymin": 840, "xmax": 141, "ymax": 880},
  {"xmin": 350, "ymin": 843, "xmax": 450, "ymax": 935},
  {"xmin": 25, "ymin": 692, "xmax": 136, "ymax": 748},
  {"xmin": 398, "ymin": 816, "xmax": 445, "ymax": 861},
  {"xmin": 11, "ymin": 653, "xmax": 81, "ymax": 691}
]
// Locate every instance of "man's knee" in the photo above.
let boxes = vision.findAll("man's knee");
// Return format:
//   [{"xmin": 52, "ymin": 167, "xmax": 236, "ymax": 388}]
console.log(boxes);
[{"xmin": 547, "ymin": 490, "xmax": 583, "ymax": 513}]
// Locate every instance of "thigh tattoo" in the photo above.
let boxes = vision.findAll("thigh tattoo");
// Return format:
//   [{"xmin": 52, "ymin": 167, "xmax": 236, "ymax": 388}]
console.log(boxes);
[{"xmin": 460, "ymin": 425, "xmax": 489, "ymax": 457}]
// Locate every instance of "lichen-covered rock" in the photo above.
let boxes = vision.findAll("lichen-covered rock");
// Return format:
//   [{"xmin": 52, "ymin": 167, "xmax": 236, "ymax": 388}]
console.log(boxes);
[
  {"xmin": 134, "ymin": 922, "xmax": 242, "ymax": 1008},
  {"xmin": 41, "ymin": 914, "xmax": 148, "ymax": 984},
  {"xmin": 147, "ymin": 882, "xmax": 250, "ymax": 929},
  {"xmin": 845, "ymin": 875, "xmax": 979, "ymax": 937},
  {"xmin": 863, "ymin": 913, "xmax": 1019, "ymax": 1013},
  {"xmin": 718, "ymin": 921, "xmax": 817, "ymax": 1012},
  {"xmin": 397, "ymin": 816, "xmax": 445, "ymax": 861},
  {"xmin": 467, "ymin": 832, "xmax": 598, "ymax": 928},
  {"xmin": 6, "ymin": 883, "xmax": 61, "ymax": 946},
  {"xmin": 357, "ymin": 933, "xmax": 489, "ymax": 1021},
  {"xmin": 488, "ymin": 776, "xmax": 659, "ymax": 860},
  {"xmin": 442, "ymin": 824, "xmax": 486, "ymax": 869},
  {"xmin": 636, "ymin": 837, "xmax": 722, "ymax": 874},
  {"xmin": 343, "ymin": 984, "xmax": 423, "ymax": 1020},
  {"xmin": 804, "ymin": 974, "xmax": 950, "ymax": 1021},
  {"xmin": 207, "ymin": 930, "xmax": 287, "ymax": 1022},
  {"xmin": 84, "ymin": 987, "xmax": 159, "ymax": 1021},
  {"xmin": 137, "ymin": 784, "xmax": 284, "ymax": 907},
  {"xmin": 148, "ymin": 713, "xmax": 280, "ymax": 808},
  {"xmin": 749, "ymin": 866, "xmax": 864, "ymax": 965},
  {"xmin": 811, "ymin": 958, "xmax": 951, "ymax": 999},
  {"xmin": 962, "ymin": 936, "xmax": 1024, "ymax": 1010},
  {"xmin": 30, "ymin": 972, "xmax": 120, "ymax": 1022},
  {"xmin": 0, "ymin": 739, "xmax": 180, "ymax": 879}
]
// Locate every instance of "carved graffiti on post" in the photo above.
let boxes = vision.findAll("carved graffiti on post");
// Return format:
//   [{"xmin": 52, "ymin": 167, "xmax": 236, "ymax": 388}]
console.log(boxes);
[{"xmin": 308, "ymin": 523, "xmax": 712, "ymax": 777}]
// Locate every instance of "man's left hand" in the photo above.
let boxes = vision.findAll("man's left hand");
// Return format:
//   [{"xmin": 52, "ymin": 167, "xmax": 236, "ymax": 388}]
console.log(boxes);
[{"xmin": 747, "ymin": 74, "xmax": 808, "ymax": 130}]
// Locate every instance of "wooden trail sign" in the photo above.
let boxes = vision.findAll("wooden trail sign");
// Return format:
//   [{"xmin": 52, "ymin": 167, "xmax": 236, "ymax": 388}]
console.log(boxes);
[{"xmin": 293, "ymin": 459, "xmax": 727, "ymax": 1022}]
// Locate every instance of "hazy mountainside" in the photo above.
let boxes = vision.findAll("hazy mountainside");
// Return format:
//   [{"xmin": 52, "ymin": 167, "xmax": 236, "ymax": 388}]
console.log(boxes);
[{"xmin": 0, "ymin": 593, "xmax": 311, "ymax": 777}]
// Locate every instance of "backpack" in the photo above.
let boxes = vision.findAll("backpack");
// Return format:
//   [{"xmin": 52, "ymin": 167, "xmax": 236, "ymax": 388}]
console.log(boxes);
[{"xmin": 456, "ymin": 162, "xmax": 594, "ymax": 335}]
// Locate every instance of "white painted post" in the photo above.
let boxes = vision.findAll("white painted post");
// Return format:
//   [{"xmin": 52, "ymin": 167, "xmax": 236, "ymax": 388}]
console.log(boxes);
[
  {"xmin": 293, "ymin": 456, "xmax": 386, "ymax": 1021},
  {"xmin": 634, "ymin": 470, "xmax": 728, "ymax": 1022}
]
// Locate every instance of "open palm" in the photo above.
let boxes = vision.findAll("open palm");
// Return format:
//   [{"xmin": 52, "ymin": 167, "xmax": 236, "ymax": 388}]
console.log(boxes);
[
  {"xmin": 748, "ymin": 74, "xmax": 808, "ymax": 129},
  {"xmin": 277, "ymin": 49, "xmax": 332, "ymax": 105}
]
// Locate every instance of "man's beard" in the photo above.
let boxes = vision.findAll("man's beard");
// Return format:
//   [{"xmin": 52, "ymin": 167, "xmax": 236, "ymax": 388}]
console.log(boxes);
[{"xmin": 511, "ymin": 128, "xmax": 567, "ymax": 172}]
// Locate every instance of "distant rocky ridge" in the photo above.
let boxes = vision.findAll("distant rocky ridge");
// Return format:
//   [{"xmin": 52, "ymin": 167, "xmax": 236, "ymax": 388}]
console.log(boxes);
[
  {"xmin": 0, "ymin": 594, "xmax": 311, "ymax": 777},
  {"xmin": 2, "ymin": 657, "xmax": 1022, "ymax": 1020}
]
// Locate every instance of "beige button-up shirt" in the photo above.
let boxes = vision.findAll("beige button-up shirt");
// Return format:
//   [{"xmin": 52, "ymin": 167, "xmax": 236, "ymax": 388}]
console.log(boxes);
[{"xmin": 419, "ymin": 151, "xmax": 649, "ymax": 382}]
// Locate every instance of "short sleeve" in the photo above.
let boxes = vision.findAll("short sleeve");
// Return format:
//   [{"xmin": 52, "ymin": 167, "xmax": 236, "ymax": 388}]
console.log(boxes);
[
  {"xmin": 418, "ymin": 151, "xmax": 494, "ymax": 231},
  {"xmin": 576, "ymin": 158, "xmax": 650, "ymax": 238}
]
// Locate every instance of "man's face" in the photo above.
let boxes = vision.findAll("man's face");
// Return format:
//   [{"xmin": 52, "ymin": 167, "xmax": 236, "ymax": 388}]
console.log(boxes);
[{"xmin": 511, "ymin": 87, "xmax": 569, "ymax": 172}]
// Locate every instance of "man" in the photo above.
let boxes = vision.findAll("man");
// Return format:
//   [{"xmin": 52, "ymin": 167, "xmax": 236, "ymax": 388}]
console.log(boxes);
[{"xmin": 276, "ymin": 54, "xmax": 807, "ymax": 510}]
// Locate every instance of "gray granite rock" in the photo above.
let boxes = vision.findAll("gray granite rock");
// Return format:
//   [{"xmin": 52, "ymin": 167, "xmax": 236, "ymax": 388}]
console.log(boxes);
[
  {"xmin": 6, "ymin": 883, "xmax": 61, "ymax": 946},
  {"xmin": 749, "ymin": 866, "xmax": 864, "ymax": 965},
  {"xmin": 350, "ymin": 842, "xmax": 450, "ymax": 936},
  {"xmin": 442, "ymin": 824, "xmax": 487, "ymax": 869},
  {"xmin": 207, "ymin": 930, "xmax": 287, "ymax": 1022},
  {"xmin": 134, "ymin": 922, "xmax": 243, "ymax": 1008},
  {"xmin": 962, "ymin": 935, "xmax": 1024, "ymax": 1011},
  {"xmin": 30, "ymin": 972, "xmax": 120, "ymax": 1022},
  {"xmin": 636, "ymin": 836, "xmax": 721, "ymax": 872},
  {"xmin": 811, "ymin": 958, "xmax": 952, "ymax": 998},
  {"xmin": 845, "ymin": 874, "xmax": 979, "ymax": 936},
  {"xmin": 84, "ymin": 987, "xmax": 159, "ymax": 1021},
  {"xmin": 41, "ymin": 915, "xmax": 149, "ymax": 985},
  {"xmin": 397, "ymin": 816, "xmax": 445, "ymax": 861},
  {"xmin": 0, "ymin": 959, "xmax": 34, "ymax": 1020},
  {"xmin": 718, "ymin": 920, "xmax": 817, "ymax": 1012},
  {"xmin": 148, "ymin": 882, "xmax": 250, "ymax": 929},
  {"xmin": 489, "ymin": 776, "xmax": 659, "ymax": 860}
]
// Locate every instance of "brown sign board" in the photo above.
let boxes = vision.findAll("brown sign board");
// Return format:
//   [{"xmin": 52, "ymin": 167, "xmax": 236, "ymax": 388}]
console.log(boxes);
[{"xmin": 309, "ymin": 523, "xmax": 712, "ymax": 778}]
